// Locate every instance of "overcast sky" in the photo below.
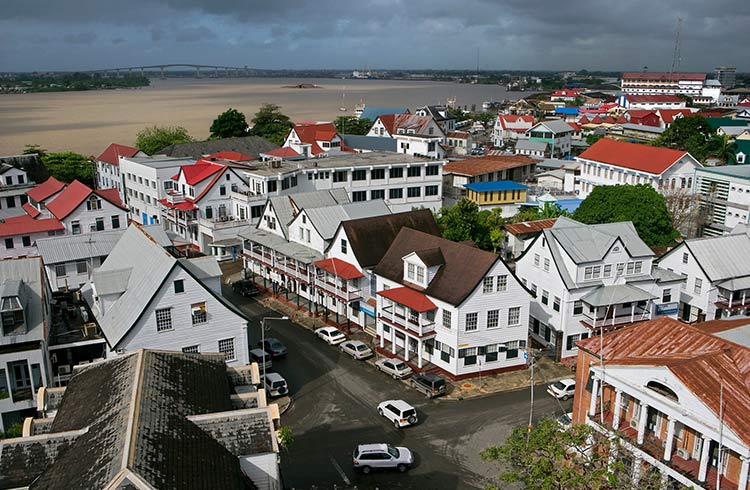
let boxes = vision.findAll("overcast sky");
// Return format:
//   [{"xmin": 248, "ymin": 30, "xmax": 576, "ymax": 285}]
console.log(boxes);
[{"xmin": 1, "ymin": 0, "xmax": 748, "ymax": 72}]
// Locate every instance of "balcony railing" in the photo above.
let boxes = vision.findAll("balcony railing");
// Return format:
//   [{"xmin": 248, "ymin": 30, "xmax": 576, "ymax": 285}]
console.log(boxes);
[
  {"xmin": 581, "ymin": 310, "xmax": 651, "ymax": 329},
  {"xmin": 716, "ymin": 295, "xmax": 750, "ymax": 310},
  {"xmin": 315, "ymin": 280, "xmax": 361, "ymax": 302},
  {"xmin": 198, "ymin": 216, "xmax": 245, "ymax": 230},
  {"xmin": 379, "ymin": 307, "xmax": 436, "ymax": 337}
]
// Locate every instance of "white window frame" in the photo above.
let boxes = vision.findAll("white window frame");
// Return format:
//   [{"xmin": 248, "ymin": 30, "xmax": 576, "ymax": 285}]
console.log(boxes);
[
  {"xmin": 487, "ymin": 309, "xmax": 499, "ymax": 329},
  {"xmin": 483, "ymin": 276, "xmax": 494, "ymax": 293},
  {"xmin": 497, "ymin": 275, "xmax": 508, "ymax": 291},
  {"xmin": 508, "ymin": 307, "xmax": 521, "ymax": 326},
  {"xmin": 465, "ymin": 312, "xmax": 478, "ymax": 332},
  {"xmin": 156, "ymin": 308, "xmax": 173, "ymax": 332},
  {"xmin": 218, "ymin": 338, "xmax": 236, "ymax": 361}
]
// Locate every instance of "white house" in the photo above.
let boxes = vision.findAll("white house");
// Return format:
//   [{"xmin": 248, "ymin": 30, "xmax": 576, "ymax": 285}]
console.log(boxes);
[
  {"xmin": 515, "ymin": 217, "xmax": 684, "ymax": 361},
  {"xmin": 413, "ymin": 105, "xmax": 456, "ymax": 132},
  {"xmin": 283, "ymin": 122, "xmax": 346, "ymax": 158},
  {"xmin": 373, "ymin": 228, "xmax": 531, "ymax": 379},
  {"xmin": 576, "ymin": 138, "xmax": 702, "ymax": 199},
  {"xmin": 83, "ymin": 224, "xmax": 251, "ymax": 366},
  {"xmin": 95, "ymin": 143, "xmax": 145, "ymax": 202},
  {"xmin": 119, "ymin": 155, "xmax": 191, "ymax": 226},
  {"xmin": 445, "ymin": 131, "xmax": 472, "ymax": 155},
  {"xmin": 366, "ymin": 114, "xmax": 446, "ymax": 159},
  {"xmin": 0, "ymin": 163, "xmax": 33, "ymax": 220},
  {"xmin": 524, "ymin": 120, "xmax": 574, "ymax": 158},
  {"xmin": 0, "ymin": 215, "xmax": 65, "ymax": 259},
  {"xmin": 500, "ymin": 218, "xmax": 558, "ymax": 260},
  {"xmin": 694, "ymin": 165, "xmax": 750, "ymax": 236},
  {"xmin": 515, "ymin": 139, "xmax": 548, "ymax": 158},
  {"xmin": 493, "ymin": 115, "xmax": 535, "ymax": 147}
]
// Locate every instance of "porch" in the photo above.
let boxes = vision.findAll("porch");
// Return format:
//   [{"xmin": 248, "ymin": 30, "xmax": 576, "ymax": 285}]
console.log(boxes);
[{"xmin": 580, "ymin": 284, "xmax": 654, "ymax": 331}]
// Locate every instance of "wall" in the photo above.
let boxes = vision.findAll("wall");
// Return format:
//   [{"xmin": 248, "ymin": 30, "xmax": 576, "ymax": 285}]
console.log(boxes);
[
  {"xmin": 657, "ymin": 243, "xmax": 714, "ymax": 320},
  {"xmin": 63, "ymin": 198, "xmax": 127, "ymax": 236},
  {"xmin": 1, "ymin": 230, "xmax": 60, "ymax": 260}
]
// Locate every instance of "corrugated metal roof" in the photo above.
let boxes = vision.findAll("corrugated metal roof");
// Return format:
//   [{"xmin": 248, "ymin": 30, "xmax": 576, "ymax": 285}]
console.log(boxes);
[
  {"xmin": 515, "ymin": 139, "xmax": 548, "ymax": 152},
  {"xmin": 581, "ymin": 284, "xmax": 656, "ymax": 307},
  {"xmin": 550, "ymin": 217, "xmax": 653, "ymax": 264},
  {"xmin": 269, "ymin": 189, "xmax": 351, "ymax": 238},
  {"xmin": 141, "ymin": 224, "xmax": 173, "ymax": 248},
  {"xmin": 179, "ymin": 256, "xmax": 222, "ymax": 280},
  {"xmin": 533, "ymin": 119, "xmax": 575, "ymax": 134},
  {"xmin": 36, "ymin": 230, "xmax": 124, "ymax": 265},
  {"xmin": 0, "ymin": 257, "xmax": 45, "ymax": 343},
  {"xmin": 92, "ymin": 268, "xmax": 132, "ymax": 295},
  {"xmin": 240, "ymin": 227, "xmax": 323, "ymax": 264},
  {"xmin": 685, "ymin": 233, "xmax": 750, "ymax": 282},
  {"xmin": 304, "ymin": 200, "xmax": 391, "ymax": 240}
]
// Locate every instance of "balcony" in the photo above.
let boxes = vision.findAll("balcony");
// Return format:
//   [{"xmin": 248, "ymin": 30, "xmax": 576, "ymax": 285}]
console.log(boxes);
[
  {"xmin": 580, "ymin": 310, "xmax": 651, "ymax": 330},
  {"xmin": 198, "ymin": 215, "xmax": 245, "ymax": 230},
  {"xmin": 379, "ymin": 306, "xmax": 436, "ymax": 338},
  {"xmin": 315, "ymin": 280, "xmax": 361, "ymax": 302},
  {"xmin": 715, "ymin": 294, "xmax": 750, "ymax": 311}
]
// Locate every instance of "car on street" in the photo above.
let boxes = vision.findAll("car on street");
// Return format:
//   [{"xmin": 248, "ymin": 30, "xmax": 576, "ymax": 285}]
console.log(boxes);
[
  {"xmin": 410, "ymin": 372, "xmax": 446, "ymax": 398},
  {"xmin": 264, "ymin": 372, "xmax": 289, "ymax": 397},
  {"xmin": 374, "ymin": 358, "xmax": 413, "ymax": 379},
  {"xmin": 250, "ymin": 348, "xmax": 272, "ymax": 371},
  {"xmin": 547, "ymin": 379, "xmax": 576, "ymax": 400},
  {"xmin": 352, "ymin": 443, "xmax": 414, "ymax": 474},
  {"xmin": 377, "ymin": 399, "xmax": 418, "ymax": 428},
  {"xmin": 259, "ymin": 338, "xmax": 288, "ymax": 358},
  {"xmin": 231, "ymin": 279, "xmax": 260, "ymax": 297},
  {"xmin": 340, "ymin": 340, "xmax": 373, "ymax": 360},
  {"xmin": 315, "ymin": 326, "xmax": 347, "ymax": 345},
  {"xmin": 557, "ymin": 412, "xmax": 573, "ymax": 430}
]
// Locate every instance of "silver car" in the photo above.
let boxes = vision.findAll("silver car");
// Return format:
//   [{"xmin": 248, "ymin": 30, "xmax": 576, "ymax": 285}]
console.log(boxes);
[
  {"xmin": 340, "ymin": 340, "xmax": 373, "ymax": 360},
  {"xmin": 353, "ymin": 443, "xmax": 414, "ymax": 474},
  {"xmin": 315, "ymin": 326, "xmax": 347, "ymax": 345},
  {"xmin": 375, "ymin": 358, "xmax": 413, "ymax": 379}
]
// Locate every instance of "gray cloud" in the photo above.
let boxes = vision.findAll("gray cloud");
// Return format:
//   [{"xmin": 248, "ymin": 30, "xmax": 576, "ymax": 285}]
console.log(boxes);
[{"xmin": 0, "ymin": 0, "xmax": 748, "ymax": 71}]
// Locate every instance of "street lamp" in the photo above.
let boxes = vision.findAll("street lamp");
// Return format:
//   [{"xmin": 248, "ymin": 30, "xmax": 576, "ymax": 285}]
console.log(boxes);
[{"xmin": 260, "ymin": 316, "xmax": 288, "ymax": 381}]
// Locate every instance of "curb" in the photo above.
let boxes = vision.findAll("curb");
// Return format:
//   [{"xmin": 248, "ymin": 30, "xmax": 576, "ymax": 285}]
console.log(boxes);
[
  {"xmin": 276, "ymin": 395, "xmax": 293, "ymax": 415},
  {"xmin": 443, "ymin": 375, "xmax": 570, "ymax": 401}
]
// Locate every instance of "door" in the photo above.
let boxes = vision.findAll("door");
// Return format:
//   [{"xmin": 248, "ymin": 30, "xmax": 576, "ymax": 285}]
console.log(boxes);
[
  {"xmin": 646, "ymin": 407, "xmax": 658, "ymax": 434},
  {"xmin": 10, "ymin": 361, "xmax": 30, "ymax": 389},
  {"xmin": 681, "ymin": 303, "xmax": 691, "ymax": 322}
]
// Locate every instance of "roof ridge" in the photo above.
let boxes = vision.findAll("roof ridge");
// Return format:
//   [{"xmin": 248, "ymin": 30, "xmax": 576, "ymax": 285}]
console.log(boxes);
[{"xmin": 122, "ymin": 349, "xmax": 146, "ymax": 474}]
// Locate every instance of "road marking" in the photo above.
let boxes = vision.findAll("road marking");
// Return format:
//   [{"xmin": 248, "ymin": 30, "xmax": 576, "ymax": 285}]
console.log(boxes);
[{"xmin": 330, "ymin": 456, "xmax": 351, "ymax": 485}]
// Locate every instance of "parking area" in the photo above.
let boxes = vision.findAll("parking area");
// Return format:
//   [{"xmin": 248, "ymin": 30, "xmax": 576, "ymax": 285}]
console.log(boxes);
[{"xmin": 224, "ymin": 283, "xmax": 573, "ymax": 489}]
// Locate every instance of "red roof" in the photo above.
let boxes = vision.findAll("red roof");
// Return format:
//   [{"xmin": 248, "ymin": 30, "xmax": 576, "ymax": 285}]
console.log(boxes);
[
  {"xmin": 658, "ymin": 109, "xmax": 694, "ymax": 124},
  {"xmin": 615, "ymin": 115, "xmax": 628, "ymax": 124},
  {"xmin": 175, "ymin": 161, "xmax": 224, "ymax": 185},
  {"xmin": 497, "ymin": 114, "xmax": 534, "ymax": 131},
  {"xmin": 503, "ymin": 218, "xmax": 558, "ymax": 236},
  {"xmin": 22, "ymin": 202, "xmax": 40, "ymax": 218},
  {"xmin": 568, "ymin": 122, "xmax": 581, "ymax": 132},
  {"xmin": 622, "ymin": 72, "xmax": 706, "ymax": 81},
  {"xmin": 625, "ymin": 94, "xmax": 685, "ymax": 104},
  {"xmin": 291, "ymin": 122, "xmax": 339, "ymax": 155},
  {"xmin": 208, "ymin": 151, "xmax": 253, "ymax": 161},
  {"xmin": 578, "ymin": 116, "xmax": 590, "ymax": 124},
  {"xmin": 158, "ymin": 196, "xmax": 198, "ymax": 211},
  {"xmin": 26, "ymin": 177, "xmax": 66, "ymax": 203},
  {"xmin": 96, "ymin": 143, "xmax": 141, "ymax": 166},
  {"xmin": 264, "ymin": 147, "xmax": 301, "ymax": 158},
  {"xmin": 378, "ymin": 287, "xmax": 437, "ymax": 313},
  {"xmin": 578, "ymin": 138, "xmax": 688, "ymax": 175},
  {"xmin": 0, "ymin": 215, "xmax": 63, "ymax": 237},
  {"xmin": 313, "ymin": 258, "xmax": 364, "ymax": 280},
  {"xmin": 46, "ymin": 180, "xmax": 126, "ymax": 220}
]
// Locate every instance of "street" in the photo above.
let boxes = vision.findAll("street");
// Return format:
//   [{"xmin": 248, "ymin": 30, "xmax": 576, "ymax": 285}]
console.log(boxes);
[{"xmin": 224, "ymin": 286, "xmax": 573, "ymax": 489}]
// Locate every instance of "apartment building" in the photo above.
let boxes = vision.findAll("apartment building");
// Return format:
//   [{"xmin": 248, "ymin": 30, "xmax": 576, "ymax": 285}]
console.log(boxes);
[
  {"xmin": 621, "ymin": 72, "xmax": 707, "ymax": 96},
  {"xmin": 95, "ymin": 143, "xmax": 145, "ymax": 200},
  {"xmin": 524, "ymin": 120, "xmax": 573, "ymax": 158},
  {"xmin": 118, "ymin": 155, "xmax": 192, "ymax": 225},
  {"xmin": 695, "ymin": 165, "xmax": 750, "ymax": 236},
  {"xmin": 515, "ymin": 217, "xmax": 683, "ymax": 361}
]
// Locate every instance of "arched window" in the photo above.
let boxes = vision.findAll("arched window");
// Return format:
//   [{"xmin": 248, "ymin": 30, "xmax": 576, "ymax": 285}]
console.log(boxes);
[
  {"xmin": 687, "ymin": 178, "xmax": 693, "ymax": 189},
  {"xmin": 646, "ymin": 380, "xmax": 678, "ymax": 402}
]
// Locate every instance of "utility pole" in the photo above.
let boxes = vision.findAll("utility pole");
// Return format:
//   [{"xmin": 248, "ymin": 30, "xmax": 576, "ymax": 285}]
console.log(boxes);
[{"xmin": 527, "ymin": 354, "xmax": 534, "ymax": 446}]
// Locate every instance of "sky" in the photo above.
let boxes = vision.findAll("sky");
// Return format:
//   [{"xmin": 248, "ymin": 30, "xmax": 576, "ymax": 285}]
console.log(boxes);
[{"xmin": 1, "ymin": 0, "xmax": 748, "ymax": 72}]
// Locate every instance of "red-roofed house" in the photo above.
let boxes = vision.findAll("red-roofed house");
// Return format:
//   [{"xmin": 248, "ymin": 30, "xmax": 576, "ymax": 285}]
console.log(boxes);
[
  {"xmin": 627, "ymin": 110, "xmax": 661, "ymax": 127},
  {"xmin": 657, "ymin": 109, "xmax": 700, "ymax": 128},
  {"xmin": 283, "ymin": 122, "xmax": 346, "ymax": 158},
  {"xmin": 576, "ymin": 138, "xmax": 702, "ymax": 198},
  {"xmin": 550, "ymin": 88, "xmax": 583, "ymax": 102},
  {"xmin": 26, "ymin": 177, "xmax": 66, "ymax": 209},
  {"xmin": 38, "ymin": 180, "xmax": 128, "ymax": 235},
  {"xmin": 0, "ymin": 162, "xmax": 34, "ymax": 220},
  {"xmin": 367, "ymin": 114, "xmax": 446, "ymax": 159},
  {"xmin": 0, "ymin": 214, "xmax": 64, "ymax": 259},
  {"xmin": 258, "ymin": 146, "xmax": 304, "ymax": 162},
  {"xmin": 493, "ymin": 114, "xmax": 535, "ymax": 147},
  {"xmin": 96, "ymin": 143, "xmax": 146, "ymax": 201},
  {"xmin": 207, "ymin": 151, "xmax": 253, "ymax": 162}
]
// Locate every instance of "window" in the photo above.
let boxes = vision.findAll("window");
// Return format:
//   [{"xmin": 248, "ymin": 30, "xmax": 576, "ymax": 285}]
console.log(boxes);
[
  {"xmin": 483, "ymin": 276, "xmax": 494, "ymax": 293},
  {"xmin": 416, "ymin": 266, "xmax": 425, "ymax": 283},
  {"xmin": 22, "ymin": 236, "xmax": 31, "ymax": 247},
  {"xmin": 352, "ymin": 190, "xmax": 367, "ymax": 202},
  {"xmin": 389, "ymin": 167, "xmax": 404, "ymax": 179},
  {"xmin": 191, "ymin": 302, "xmax": 207, "ymax": 325},
  {"xmin": 485, "ymin": 344, "xmax": 499, "ymax": 362},
  {"xmin": 487, "ymin": 310, "xmax": 499, "ymax": 329},
  {"xmin": 459, "ymin": 347, "xmax": 478, "ymax": 366},
  {"xmin": 333, "ymin": 170, "xmax": 348, "ymax": 183},
  {"xmin": 496, "ymin": 275, "xmax": 507, "ymax": 291},
  {"xmin": 156, "ymin": 308, "xmax": 173, "ymax": 331},
  {"xmin": 407, "ymin": 166, "xmax": 421, "ymax": 177},
  {"xmin": 55, "ymin": 264, "xmax": 66, "ymax": 277},
  {"xmin": 389, "ymin": 188, "xmax": 403, "ymax": 199},
  {"xmin": 634, "ymin": 261, "xmax": 642, "ymax": 274},
  {"xmin": 616, "ymin": 263, "xmax": 625, "ymax": 275},
  {"xmin": 174, "ymin": 279, "xmax": 185, "ymax": 294},
  {"xmin": 219, "ymin": 185, "xmax": 227, "ymax": 196},
  {"xmin": 603, "ymin": 264, "xmax": 612, "ymax": 277},
  {"xmin": 95, "ymin": 217, "xmax": 105, "ymax": 231},
  {"xmin": 371, "ymin": 189, "xmax": 385, "ymax": 200},
  {"xmin": 505, "ymin": 340, "xmax": 520, "ymax": 358},
  {"xmin": 267, "ymin": 180, "xmax": 277, "ymax": 193},
  {"xmin": 371, "ymin": 168, "xmax": 385, "ymax": 180},
  {"xmin": 408, "ymin": 308, "xmax": 419, "ymax": 324},
  {"xmin": 626, "ymin": 262, "xmax": 635, "ymax": 275},
  {"xmin": 76, "ymin": 261, "xmax": 87, "ymax": 274},
  {"xmin": 553, "ymin": 296, "xmax": 561, "ymax": 312},
  {"xmin": 534, "ymin": 254, "xmax": 540, "ymax": 267},
  {"xmin": 407, "ymin": 263, "xmax": 415, "ymax": 280},
  {"xmin": 426, "ymin": 165, "xmax": 439, "ymax": 176},
  {"xmin": 4, "ymin": 238, "xmax": 13, "ymax": 249},
  {"xmin": 543, "ymin": 258, "xmax": 550, "ymax": 272},
  {"xmin": 218, "ymin": 338, "xmax": 236, "ymax": 361},
  {"xmin": 425, "ymin": 185, "xmax": 439, "ymax": 196},
  {"xmin": 508, "ymin": 307, "xmax": 521, "ymax": 326},
  {"xmin": 349, "ymin": 169, "xmax": 367, "ymax": 181},
  {"xmin": 530, "ymin": 283, "xmax": 537, "ymax": 295},
  {"xmin": 442, "ymin": 310, "xmax": 452, "ymax": 329},
  {"xmin": 541, "ymin": 290, "xmax": 549, "ymax": 305},
  {"xmin": 5, "ymin": 196, "xmax": 15, "ymax": 208},
  {"xmin": 86, "ymin": 196, "xmax": 101, "ymax": 210},
  {"xmin": 465, "ymin": 312, "xmax": 478, "ymax": 331},
  {"xmin": 71, "ymin": 221, "xmax": 81, "ymax": 235},
  {"xmin": 662, "ymin": 289, "xmax": 672, "ymax": 303},
  {"xmin": 694, "ymin": 278, "xmax": 702, "ymax": 295},
  {"xmin": 566, "ymin": 334, "xmax": 581, "ymax": 351},
  {"xmin": 340, "ymin": 239, "xmax": 348, "ymax": 254},
  {"xmin": 407, "ymin": 187, "xmax": 421, "ymax": 198},
  {"xmin": 111, "ymin": 215, "xmax": 120, "ymax": 229},
  {"xmin": 682, "ymin": 252, "xmax": 689, "ymax": 264},
  {"xmin": 573, "ymin": 300, "xmax": 583, "ymax": 315}
]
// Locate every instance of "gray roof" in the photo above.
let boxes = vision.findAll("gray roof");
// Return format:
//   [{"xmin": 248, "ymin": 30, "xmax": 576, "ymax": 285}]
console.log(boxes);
[
  {"xmin": 712, "ymin": 323, "xmax": 750, "ymax": 348},
  {"xmin": 303, "ymin": 200, "xmax": 391, "ymax": 240},
  {"xmin": 621, "ymin": 123, "xmax": 666, "ymax": 134},
  {"xmin": 696, "ymin": 165, "xmax": 750, "ymax": 181},
  {"xmin": 28, "ymin": 350, "xmax": 252, "ymax": 489},
  {"xmin": 548, "ymin": 217, "xmax": 654, "ymax": 264},
  {"xmin": 533, "ymin": 119, "xmax": 574, "ymax": 134},
  {"xmin": 516, "ymin": 139, "xmax": 549, "ymax": 152},
  {"xmin": 683, "ymin": 232, "xmax": 750, "ymax": 283},
  {"xmin": 240, "ymin": 227, "xmax": 322, "ymax": 264},
  {"xmin": 188, "ymin": 407, "xmax": 277, "ymax": 457},
  {"xmin": 123, "ymin": 155, "xmax": 195, "ymax": 169},
  {"xmin": 536, "ymin": 158, "xmax": 579, "ymax": 170},
  {"xmin": 0, "ymin": 278, "xmax": 22, "ymax": 298},
  {"xmin": 36, "ymin": 230, "xmax": 124, "ymax": 265},
  {"xmin": 158, "ymin": 135, "xmax": 278, "ymax": 159},
  {"xmin": 341, "ymin": 134, "xmax": 398, "ymax": 152},
  {"xmin": 0, "ymin": 257, "xmax": 46, "ymax": 344},
  {"xmin": 179, "ymin": 256, "xmax": 222, "ymax": 280},
  {"xmin": 268, "ymin": 189, "xmax": 350, "ymax": 238},
  {"xmin": 141, "ymin": 224, "xmax": 174, "ymax": 248},
  {"xmin": 651, "ymin": 266, "xmax": 686, "ymax": 284},
  {"xmin": 537, "ymin": 169, "xmax": 566, "ymax": 180},
  {"xmin": 91, "ymin": 268, "xmax": 132, "ymax": 295},
  {"xmin": 581, "ymin": 284, "xmax": 656, "ymax": 307}
]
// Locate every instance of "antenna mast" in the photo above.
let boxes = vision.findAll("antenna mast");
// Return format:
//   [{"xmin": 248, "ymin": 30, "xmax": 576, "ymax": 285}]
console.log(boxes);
[{"xmin": 670, "ymin": 17, "xmax": 683, "ymax": 76}]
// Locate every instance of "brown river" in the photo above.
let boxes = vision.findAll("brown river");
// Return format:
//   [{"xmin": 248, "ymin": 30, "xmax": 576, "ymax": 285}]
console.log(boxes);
[{"xmin": 0, "ymin": 78, "xmax": 524, "ymax": 156}]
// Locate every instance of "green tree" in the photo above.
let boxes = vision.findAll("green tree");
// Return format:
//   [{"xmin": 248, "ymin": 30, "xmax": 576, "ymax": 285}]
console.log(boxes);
[
  {"xmin": 210, "ymin": 108, "xmax": 249, "ymax": 139},
  {"xmin": 654, "ymin": 116, "xmax": 715, "ymax": 162},
  {"xmin": 22, "ymin": 144, "xmax": 47, "ymax": 157},
  {"xmin": 438, "ymin": 199, "xmax": 481, "ymax": 243},
  {"xmin": 333, "ymin": 116, "xmax": 372, "ymax": 135},
  {"xmin": 41, "ymin": 152, "xmax": 96, "ymax": 187},
  {"xmin": 135, "ymin": 125, "xmax": 193, "ymax": 154},
  {"xmin": 513, "ymin": 202, "xmax": 569, "ymax": 222},
  {"xmin": 705, "ymin": 133, "xmax": 738, "ymax": 164},
  {"xmin": 573, "ymin": 184, "xmax": 679, "ymax": 247},
  {"xmin": 248, "ymin": 103, "xmax": 294, "ymax": 146},
  {"xmin": 586, "ymin": 134, "xmax": 604, "ymax": 146}
]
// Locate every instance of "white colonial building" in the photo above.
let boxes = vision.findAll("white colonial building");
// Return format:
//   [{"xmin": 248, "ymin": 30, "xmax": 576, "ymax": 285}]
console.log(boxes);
[
  {"xmin": 95, "ymin": 143, "xmax": 146, "ymax": 201},
  {"xmin": 694, "ymin": 165, "xmax": 750, "ymax": 236},
  {"xmin": 621, "ymin": 72, "xmax": 706, "ymax": 96},
  {"xmin": 493, "ymin": 115, "xmax": 535, "ymax": 147},
  {"xmin": 0, "ymin": 162, "xmax": 33, "ymax": 220},
  {"xmin": 119, "ymin": 155, "xmax": 191, "ymax": 225}
]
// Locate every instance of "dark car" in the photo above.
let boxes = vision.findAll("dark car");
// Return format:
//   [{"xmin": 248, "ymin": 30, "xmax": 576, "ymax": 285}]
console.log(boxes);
[
  {"xmin": 232, "ymin": 279, "xmax": 259, "ymax": 297},
  {"xmin": 410, "ymin": 373, "xmax": 446, "ymax": 398},
  {"xmin": 259, "ymin": 338, "xmax": 288, "ymax": 358}
]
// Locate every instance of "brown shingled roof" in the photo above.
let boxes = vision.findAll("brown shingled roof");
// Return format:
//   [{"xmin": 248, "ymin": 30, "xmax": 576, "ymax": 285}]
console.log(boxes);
[
  {"xmin": 442, "ymin": 155, "xmax": 538, "ymax": 177},
  {"xmin": 373, "ymin": 228, "xmax": 500, "ymax": 306}
]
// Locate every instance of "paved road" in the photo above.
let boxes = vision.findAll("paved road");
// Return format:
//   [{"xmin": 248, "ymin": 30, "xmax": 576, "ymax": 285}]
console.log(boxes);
[{"xmin": 225, "ymin": 286, "xmax": 573, "ymax": 489}]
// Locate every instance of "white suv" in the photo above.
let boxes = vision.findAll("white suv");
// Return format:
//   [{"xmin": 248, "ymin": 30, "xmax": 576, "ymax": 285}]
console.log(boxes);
[
  {"xmin": 377, "ymin": 399, "xmax": 418, "ymax": 428},
  {"xmin": 353, "ymin": 443, "xmax": 414, "ymax": 474}
]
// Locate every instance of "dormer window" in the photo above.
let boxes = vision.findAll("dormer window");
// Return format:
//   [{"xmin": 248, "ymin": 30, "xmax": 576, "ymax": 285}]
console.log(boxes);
[{"xmin": 86, "ymin": 196, "xmax": 101, "ymax": 211}]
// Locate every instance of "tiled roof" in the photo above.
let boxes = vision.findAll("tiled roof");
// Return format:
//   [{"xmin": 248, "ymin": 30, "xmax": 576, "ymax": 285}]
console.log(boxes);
[
  {"xmin": 503, "ymin": 218, "xmax": 558, "ymax": 236},
  {"xmin": 291, "ymin": 122, "xmax": 339, "ymax": 155},
  {"xmin": 465, "ymin": 180, "xmax": 528, "ymax": 192},
  {"xmin": 22, "ymin": 202, "xmax": 40, "ymax": 218},
  {"xmin": 621, "ymin": 72, "xmax": 706, "ymax": 81},
  {"xmin": 96, "ymin": 143, "xmax": 141, "ymax": 166},
  {"xmin": 0, "ymin": 215, "xmax": 64, "ymax": 237},
  {"xmin": 378, "ymin": 286, "xmax": 437, "ymax": 312},
  {"xmin": 176, "ymin": 161, "xmax": 224, "ymax": 185},
  {"xmin": 45, "ymin": 180, "xmax": 126, "ymax": 220},
  {"xmin": 26, "ymin": 177, "xmax": 65, "ymax": 203},
  {"xmin": 442, "ymin": 155, "xmax": 537, "ymax": 176},
  {"xmin": 577, "ymin": 317, "xmax": 750, "ymax": 447},
  {"xmin": 447, "ymin": 131, "xmax": 470, "ymax": 139},
  {"xmin": 577, "ymin": 138, "xmax": 689, "ymax": 175},
  {"xmin": 314, "ymin": 257, "xmax": 364, "ymax": 280}
]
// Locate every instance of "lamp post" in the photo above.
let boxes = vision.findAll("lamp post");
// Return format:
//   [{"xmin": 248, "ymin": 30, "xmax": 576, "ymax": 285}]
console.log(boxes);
[{"xmin": 260, "ymin": 316, "xmax": 289, "ymax": 381}]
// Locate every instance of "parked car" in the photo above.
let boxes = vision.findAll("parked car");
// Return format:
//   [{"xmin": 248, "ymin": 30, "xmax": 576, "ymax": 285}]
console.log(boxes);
[
  {"xmin": 410, "ymin": 373, "xmax": 446, "ymax": 398},
  {"xmin": 232, "ymin": 279, "xmax": 259, "ymax": 297},
  {"xmin": 315, "ymin": 326, "xmax": 347, "ymax": 345},
  {"xmin": 377, "ymin": 399, "xmax": 418, "ymax": 428},
  {"xmin": 557, "ymin": 412, "xmax": 573, "ymax": 430},
  {"xmin": 340, "ymin": 340, "xmax": 373, "ymax": 360},
  {"xmin": 264, "ymin": 372, "xmax": 289, "ymax": 397},
  {"xmin": 547, "ymin": 379, "xmax": 576, "ymax": 400},
  {"xmin": 250, "ymin": 348, "xmax": 271, "ymax": 371},
  {"xmin": 352, "ymin": 444, "xmax": 414, "ymax": 474},
  {"xmin": 374, "ymin": 358, "xmax": 413, "ymax": 379},
  {"xmin": 259, "ymin": 338, "xmax": 287, "ymax": 358}
]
